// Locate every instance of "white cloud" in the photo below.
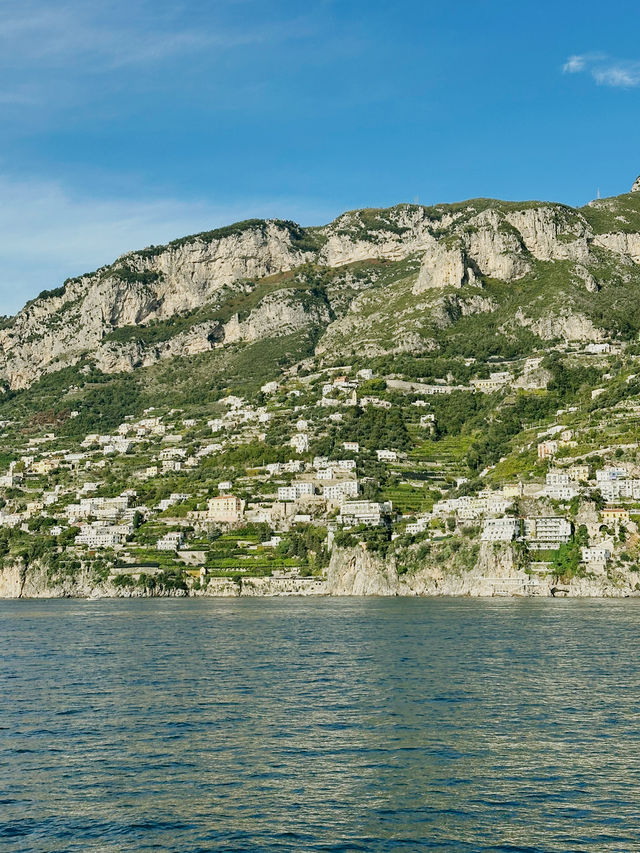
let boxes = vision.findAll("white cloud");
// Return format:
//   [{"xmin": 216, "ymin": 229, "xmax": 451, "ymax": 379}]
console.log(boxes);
[
  {"xmin": 593, "ymin": 65, "xmax": 640, "ymax": 88},
  {"xmin": 563, "ymin": 55, "xmax": 587, "ymax": 74},
  {"xmin": 0, "ymin": 175, "xmax": 335, "ymax": 315},
  {"xmin": 563, "ymin": 52, "xmax": 640, "ymax": 88},
  {"xmin": 0, "ymin": 0, "xmax": 308, "ymax": 73}
]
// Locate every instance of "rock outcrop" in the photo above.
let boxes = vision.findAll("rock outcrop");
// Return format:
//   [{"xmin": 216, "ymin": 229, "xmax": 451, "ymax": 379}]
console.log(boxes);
[
  {"xmin": 3, "ymin": 539, "xmax": 639, "ymax": 599},
  {"xmin": 4, "ymin": 187, "xmax": 640, "ymax": 388}
]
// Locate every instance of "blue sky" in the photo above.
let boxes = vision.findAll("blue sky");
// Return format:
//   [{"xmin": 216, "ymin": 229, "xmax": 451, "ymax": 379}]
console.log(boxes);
[{"xmin": 0, "ymin": 0, "xmax": 639, "ymax": 313}]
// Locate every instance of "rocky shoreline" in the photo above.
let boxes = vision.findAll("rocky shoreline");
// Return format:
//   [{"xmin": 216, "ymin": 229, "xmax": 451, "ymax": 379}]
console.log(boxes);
[{"xmin": 1, "ymin": 543, "xmax": 638, "ymax": 599}]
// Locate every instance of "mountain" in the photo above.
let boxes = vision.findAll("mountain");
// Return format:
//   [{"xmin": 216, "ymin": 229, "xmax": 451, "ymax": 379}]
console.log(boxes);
[
  {"xmin": 3, "ymin": 179, "xmax": 640, "ymax": 391},
  {"xmin": 3, "ymin": 178, "xmax": 640, "ymax": 599}
]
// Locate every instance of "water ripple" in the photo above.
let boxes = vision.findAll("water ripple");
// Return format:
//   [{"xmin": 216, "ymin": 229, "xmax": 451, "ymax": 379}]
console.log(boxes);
[{"xmin": 1, "ymin": 597, "xmax": 640, "ymax": 852}]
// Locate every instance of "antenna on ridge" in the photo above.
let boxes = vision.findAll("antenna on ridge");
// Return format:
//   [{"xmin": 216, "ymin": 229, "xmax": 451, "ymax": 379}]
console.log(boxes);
[{"xmin": 597, "ymin": 187, "xmax": 600, "ymax": 199}]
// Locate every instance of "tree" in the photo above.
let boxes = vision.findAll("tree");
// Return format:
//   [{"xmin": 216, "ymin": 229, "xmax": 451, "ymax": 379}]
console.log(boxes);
[{"xmin": 551, "ymin": 541, "xmax": 581, "ymax": 580}]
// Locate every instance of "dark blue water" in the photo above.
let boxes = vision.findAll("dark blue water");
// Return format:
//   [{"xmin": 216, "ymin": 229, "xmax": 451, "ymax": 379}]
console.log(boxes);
[{"xmin": 1, "ymin": 598, "xmax": 640, "ymax": 852}]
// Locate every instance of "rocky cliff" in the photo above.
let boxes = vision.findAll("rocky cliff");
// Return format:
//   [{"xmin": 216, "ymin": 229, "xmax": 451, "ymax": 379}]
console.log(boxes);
[
  {"xmin": 3, "ymin": 543, "xmax": 638, "ymax": 599},
  {"xmin": 324, "ymin": 543, "xmax": 639, "ymax": 598},
  {"xmin": 3, "ymin": 189, "xmax": 640, "ymax": 388}
]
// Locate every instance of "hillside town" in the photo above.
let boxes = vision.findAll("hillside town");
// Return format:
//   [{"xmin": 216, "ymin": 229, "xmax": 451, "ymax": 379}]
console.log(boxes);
[{"xmin": 2, "ymin": 337, "xmax": 640, "ymax": 597}]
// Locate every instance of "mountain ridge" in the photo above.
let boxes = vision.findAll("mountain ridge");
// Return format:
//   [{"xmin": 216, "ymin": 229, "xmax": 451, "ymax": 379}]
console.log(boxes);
[{"xmin": 3, "ymin": 183, "xmax": 640, "ymax": 390}]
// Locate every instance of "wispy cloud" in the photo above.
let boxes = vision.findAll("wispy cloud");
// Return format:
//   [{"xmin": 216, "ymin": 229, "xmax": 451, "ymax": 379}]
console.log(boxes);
[
  {"xmin": 593, "ymin": 65, "xmax": 640, "ymax": 88},
  {"xmin": 0, "ymin": 0, "xmax": 311, "ymax": 74},
  {"xmin": 0, "ymin": 1, "xmax": 248, "ymax": 72},
  {"xmin": 0, "ymin": 0, "xmax": 319, "ymax": 124},
  {"xmin": 0, "ymin": 174, "xmax": 336, "ymax": 315},
  {"xmin": 563, "ymin": 52, "xmax": 640, "ymax": 88}
]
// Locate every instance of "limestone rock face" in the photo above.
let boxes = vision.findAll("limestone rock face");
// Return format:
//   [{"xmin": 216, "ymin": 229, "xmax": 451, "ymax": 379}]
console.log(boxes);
[
  {"xmin": 413, "ymin": 238, "xmax": 467, "ymax": 293},
  {"xmin": 93, "ymin": 321, "xmax": 225, "ymax": 374},
  {"xmin": 593, "ymin": 232, "xmax": 640, "ymax": 263},
  {"xmin": 574, "ymin": 264, "xmax": 599, "ymax": 292},
  {"xmin": 4, "ymin": 193, "xmax": 640, "ymax": 389},
  {"xmin": 632, "ymin": 176, "xmax": 640, "ymax": 193},
  {"xmin": 463, "ymin": 210, "xmax": 530, "ymax": 281},
  {"xmin": 514, "ymin": 308, "xmax": 603, "ymax": 342},
  {"xmin": 0, "ymin": 221, "xmax": 314, "ymax": 388},
  {"xmin": 322, "ymin": 543, "xmax": 638, "ymax": 599},
  {"xmin": 318, "ymin": 206, "xmax": 441, "ymax": 267},
  {"xmin": 505, "ymin": 207, "xmax": 590, "ymax": 262},
  {"xmin": 222, "ymin": 291, "xmax": 330, "ymax": 345},
  {"xmin": 2, "ymin": 543, "xmax": 639, "ymax": 599},
  {"xmin": 326, "ymin": 546, "xmax": 400, "ymax": 595}
]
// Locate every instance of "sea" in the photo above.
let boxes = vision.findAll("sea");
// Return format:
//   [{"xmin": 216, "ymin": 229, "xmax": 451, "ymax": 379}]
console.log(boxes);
[{"xmin": 1, "ymin": 597, "xmax": 639, "ymax": 852}]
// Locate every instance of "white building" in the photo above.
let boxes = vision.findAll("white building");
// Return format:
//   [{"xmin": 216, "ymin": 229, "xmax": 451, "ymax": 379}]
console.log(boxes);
[
  {"xmin": 157, "ymin": 531, "xmax": 184, "ymax": 551},
  {"xmin": 596, "ymin": 467, "xmax": 627, "ymax": 482},
  {"xmin": 599, "ymin": 479, "xmax": 640, "ymax": 502},
  {"xmin": 582, "ymin": 545, "xmax": 612, "ymax": 564},
  {"xmin": 338, "ymin": 500, "xmax": 393, "ymax": 527},
  {"xmin": 277, "ymin": 482, "xmax": 315, "ymax": 501},
  {"xmin": 405, "ymin": 514, "xmax": 432, "ymax": 535},
  {"xmin": 75, "ymin": 523, "xmax": 131, "ymax": 548},
  {"xmin": 481, "ymin": 517, "xmax": 520, "ymax": 541},
  {"xmin": 376, "ymin": 449, "xmax": 397, "ymax": 462},
  {"xmin": 544, "ymin": 483, "xmax": 579, "ymax": 501},
  {"xmin": 315, "ymin": 468, "xmax": 334, "ymax": 481},
  {"xmin": 323, "ymin": 481, "xmax": 359, "ymax": 501},
  {"xmin": 290, "ymin": 433, "xmax": 309, "ymax": 453},
  {"xmin": 523, "ymin": 517, "xmax": 571, "ymax": 546},
  {"xmin": 546, "ymin": 471, "xmax": 570, "ymax": 486}
]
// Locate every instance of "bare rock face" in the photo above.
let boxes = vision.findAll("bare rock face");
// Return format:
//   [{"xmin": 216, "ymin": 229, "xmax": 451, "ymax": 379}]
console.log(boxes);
[
  {"xmin": 93, "ymin": 321, "xmax": 225, "ymax": 374},
  {"xmin": 462, "ymin": 209, "xmax": 530, "ymax": 281},
  {"xmin": 318, "ymin": 206, "xmax": 439, "ymax": 267},
  {"xmin": 222, "ymin": 291, "xmax": 329, "ymax": 344},
  {"xmin": 505, "ymin": 207, "xmax": 590, "ymax": 262},
  {"xmin": 574, "ymin": 264, "xmax": 599, "ymax": 293},
  {"xmin": 514, "ymin": 308, "xmax": 603, "ymax": 342},
  {"xmin": 4, "ymin": 191, "xmax": 640, "ymax": 389},
  {"xmin": 326, "ymin": 546, "xmax": 400, "ymax": 595},
  {"xmin": 593, "ymin": 232, "xmax": 640, "ymax": 263},
  {"xmin": 0, "ymin": 221, "xmax": 314, "ymax": 388},
  {"xmin": 413, "ymin": 238, "xmax": 467, "ymax": 293},
  {"xmin": 632, "ymin": 176, "xmax": 640, "ymax": 193}
]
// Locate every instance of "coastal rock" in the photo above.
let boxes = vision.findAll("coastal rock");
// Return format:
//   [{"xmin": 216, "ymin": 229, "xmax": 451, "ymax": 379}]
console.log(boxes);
[{"xmin": 326, "ymin": 546, "xmax": 400, "ymax": 595}]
